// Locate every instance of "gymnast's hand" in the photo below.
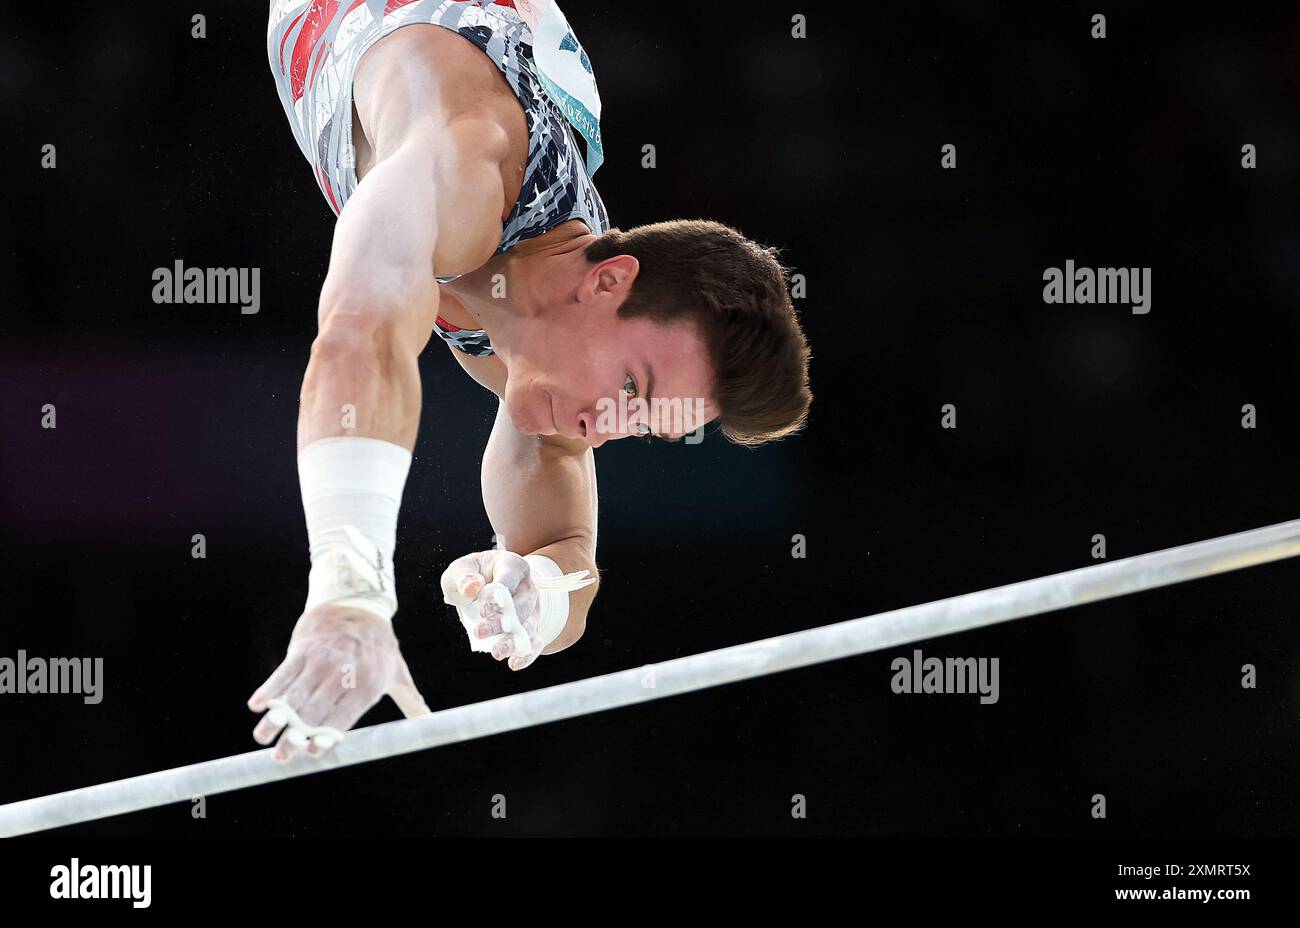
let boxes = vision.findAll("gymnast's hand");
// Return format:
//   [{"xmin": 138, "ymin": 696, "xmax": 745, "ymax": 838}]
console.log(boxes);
[
  {"xmin": 441, "ymin": 550, "xmax": 544, "ymax": 671},
  {"xmin": 246, "ymin": 604, "xmax": 430, "ymax": 761}
]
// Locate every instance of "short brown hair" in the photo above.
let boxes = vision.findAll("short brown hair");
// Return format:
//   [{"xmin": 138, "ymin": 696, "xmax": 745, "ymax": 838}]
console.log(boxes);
[{"xmin": 586, "ymin": 219, "xmax": 811, "ymax": 446}]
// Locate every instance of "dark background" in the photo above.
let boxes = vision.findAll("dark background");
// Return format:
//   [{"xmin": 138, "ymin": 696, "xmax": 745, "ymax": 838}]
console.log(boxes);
[{"xmin": 1, "ymin": 2, "xmax": 1298, "ymax": 837}]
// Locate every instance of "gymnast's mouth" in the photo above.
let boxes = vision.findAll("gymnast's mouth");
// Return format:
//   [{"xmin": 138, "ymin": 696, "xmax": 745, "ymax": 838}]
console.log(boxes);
[{"xmin": 544, "ymin": 390, "xmax": 560, "ymax": 437}]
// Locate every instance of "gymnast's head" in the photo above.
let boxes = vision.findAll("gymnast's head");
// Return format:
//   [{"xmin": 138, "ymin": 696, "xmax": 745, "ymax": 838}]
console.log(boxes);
[{"xmin": 502, "ymin": 219, "xmax": 812, "ymax": 448}]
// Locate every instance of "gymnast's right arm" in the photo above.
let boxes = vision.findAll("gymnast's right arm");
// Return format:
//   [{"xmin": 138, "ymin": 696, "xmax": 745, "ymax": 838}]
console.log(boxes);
[{"xmin": 246, "ymin": 81, "xmax": 512, "ymax": 760}]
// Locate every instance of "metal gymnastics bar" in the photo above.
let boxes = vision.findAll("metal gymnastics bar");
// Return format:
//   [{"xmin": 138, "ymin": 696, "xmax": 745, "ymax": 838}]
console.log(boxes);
[{"xmin": 2, "ymin": 518, "xmax": 1298, "ymax": 837}]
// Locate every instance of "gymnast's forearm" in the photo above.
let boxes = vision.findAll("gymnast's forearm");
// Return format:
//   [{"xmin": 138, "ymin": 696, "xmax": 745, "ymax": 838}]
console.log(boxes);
[
  {"xmin": 482, "ymin": 407, "xmax": 601, "ymax": 651},
  {"xmin": 295, "ymin": 142, "xmax": 444, "ymax": 622},
  {"xmin": 298, "ymin": 288, "xmax": 434, "ymax": 452}
]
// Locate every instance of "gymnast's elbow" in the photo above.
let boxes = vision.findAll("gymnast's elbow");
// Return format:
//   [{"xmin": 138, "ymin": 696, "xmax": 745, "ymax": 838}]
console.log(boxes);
[{"xmin": 310, "ymin": 285, "xmax": 437, "ymax": 374}]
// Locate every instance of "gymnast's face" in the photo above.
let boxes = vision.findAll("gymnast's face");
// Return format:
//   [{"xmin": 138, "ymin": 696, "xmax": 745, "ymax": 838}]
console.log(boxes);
[{"xmin": 501, "ymin": 256, "xmax": 718, "ymax": 447}]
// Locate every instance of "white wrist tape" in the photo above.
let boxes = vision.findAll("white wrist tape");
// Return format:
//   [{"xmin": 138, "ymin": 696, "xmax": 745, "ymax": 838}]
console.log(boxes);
[
  {"xmin": 525, "ymin": 554, "xmax": 584, "ymax": 651},
  {"xmin": 299, "ymin": 437, "xmax": 411, "ymax": 621},
  {"xmin": 305, "ymin": 525, "xmax": 397, "ymax": 620},
  {"xmin": 455, "ymin": 554, "xmax": 595, "ymax": 658}
]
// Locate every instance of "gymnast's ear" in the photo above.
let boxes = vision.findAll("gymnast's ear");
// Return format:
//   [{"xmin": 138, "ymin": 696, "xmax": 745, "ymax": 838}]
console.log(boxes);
[{"xmin": 580, "ymin": 252, "xmax": 639, "ymax": 305}]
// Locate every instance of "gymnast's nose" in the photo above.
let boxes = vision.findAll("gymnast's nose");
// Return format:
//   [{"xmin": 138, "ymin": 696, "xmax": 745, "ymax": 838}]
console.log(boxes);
[{"xmin": 576, "ymin": 409, "xmax": 609, "ymax": 448}]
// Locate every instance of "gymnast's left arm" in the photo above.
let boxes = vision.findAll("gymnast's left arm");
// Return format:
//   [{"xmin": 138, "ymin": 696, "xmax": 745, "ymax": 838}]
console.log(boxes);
[{"xmin": 439, "ymin": 402, "xmax": 599, "ymax": 671}]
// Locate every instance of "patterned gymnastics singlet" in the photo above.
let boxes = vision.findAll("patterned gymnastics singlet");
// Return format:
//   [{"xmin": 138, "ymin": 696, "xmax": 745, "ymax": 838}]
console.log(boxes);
[{"xmin": 267, "ymin": 0, "xmax": 609, "ymax": 356}]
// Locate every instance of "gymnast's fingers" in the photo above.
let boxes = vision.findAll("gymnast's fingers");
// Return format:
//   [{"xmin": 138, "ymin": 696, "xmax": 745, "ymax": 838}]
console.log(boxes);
[
  {"xmin": 251, "ymin": 660, "xmax": 321, "ymax": 744},
  {"xmin": 509, "ymin": 579, "xmax": 539, "ymax": 632},
  {"xmin": 478, "ymin": 570, "xmax": 538, "ymax": 629},
  {"xmin": 487, "ymin": 550, "xmax": 530, "ymax": 592},
  {"xmin": 275, "ymin": 680, "xmax": 344, "ymax": 762},
  {"xmin": 296, "ymin": 674, "xmax": 351, "ymax": 730},
  {"xmin": 273, "ymin": 728, "xmax": 307, "ymax": 763},
  {"xmin": 252, "ymin": 706, "xmax": 288, "ymax": 747},
  {"xmin": 441, "ymin": 552, "xmax": 486, "ymax": 607},
  {"xmin": 508, "ymin": 634, "xmax": 544, "ymax": 671},
  {"xmin": 389, "ymin": 653, "xmax": 431, "ymax": 718},
  {"xmin": 247, "ymin": 650, "xmax": 307, "ymax": 713},
  {"xmin": 317, "ymin": 688, "xmax": 379, "ymax": 741},
  {"xmin": 255, "ymin": 659, "xmax": 332, "ymax": 747}
]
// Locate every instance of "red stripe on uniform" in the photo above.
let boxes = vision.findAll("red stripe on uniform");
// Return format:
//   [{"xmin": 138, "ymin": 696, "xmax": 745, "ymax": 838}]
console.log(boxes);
[
  {"xmin": 288, "ymin": 0, "xmax": 340, "ymax": 102},
  {"xmin": 279, "ymin": 10, "xmax": 307, "ymax": 76}
]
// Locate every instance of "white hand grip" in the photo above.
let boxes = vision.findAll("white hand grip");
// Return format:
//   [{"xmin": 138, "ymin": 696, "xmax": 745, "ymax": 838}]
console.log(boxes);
[{"xmin": 449, "ymin": 568, "xmax": 595, "ymax": 658}]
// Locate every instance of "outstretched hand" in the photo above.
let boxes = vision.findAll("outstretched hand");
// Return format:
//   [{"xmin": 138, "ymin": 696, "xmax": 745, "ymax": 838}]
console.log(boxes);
[{"xmin": 247, "ymin": 604, "xmax": 429, "ymax": 761}]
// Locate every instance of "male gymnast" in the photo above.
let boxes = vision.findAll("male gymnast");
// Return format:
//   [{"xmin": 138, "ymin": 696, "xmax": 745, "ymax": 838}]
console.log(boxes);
[{"xmin": 250, "ymin": 0, "xmax": 811, "ymax": 759}]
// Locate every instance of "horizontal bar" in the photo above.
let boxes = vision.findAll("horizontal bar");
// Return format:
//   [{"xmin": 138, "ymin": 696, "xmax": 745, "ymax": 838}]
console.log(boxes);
[{"xmin": 2, "ymin": 518, "xmax": 1298, "ymax": 836}]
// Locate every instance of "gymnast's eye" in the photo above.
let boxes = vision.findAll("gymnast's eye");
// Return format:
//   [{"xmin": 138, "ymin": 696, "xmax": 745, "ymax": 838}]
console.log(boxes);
[{"xmin": 623, "ymin": 375, "xmax": 650, "ymax": 437}]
